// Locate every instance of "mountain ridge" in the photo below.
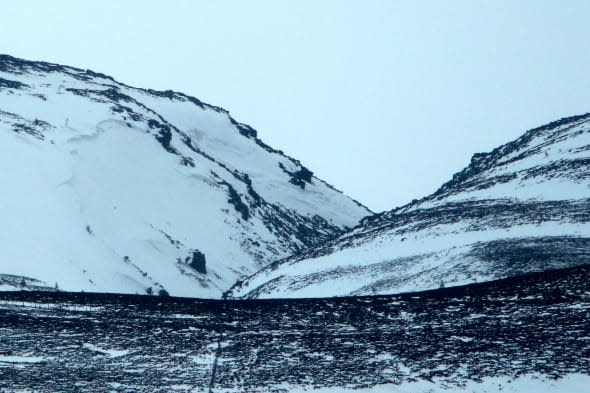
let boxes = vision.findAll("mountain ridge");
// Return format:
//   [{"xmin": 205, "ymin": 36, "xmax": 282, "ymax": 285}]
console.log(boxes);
[{"xmin": 0, "ymin": 53, "xmax": 369, "ymax": 209}]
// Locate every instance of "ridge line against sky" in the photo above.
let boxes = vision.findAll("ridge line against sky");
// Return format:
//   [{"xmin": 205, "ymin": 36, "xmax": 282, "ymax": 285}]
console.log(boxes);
[{"xmin": 2, "ymin": 0, "xmax": 590, "ymax": 211}]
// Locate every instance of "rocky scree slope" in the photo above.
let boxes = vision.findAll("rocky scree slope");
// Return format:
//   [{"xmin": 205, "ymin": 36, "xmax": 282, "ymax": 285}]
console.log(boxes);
[
  {"xmin": 0, "ymin": 54, "xmax": 370, "ymax": 297},
  {"xmin": 0, "ymin": 265, "xmax": 588, "ymax": 392},
  {"xmin": 233, "ymin": 114, "xmax": 590, "ymax": 298}
]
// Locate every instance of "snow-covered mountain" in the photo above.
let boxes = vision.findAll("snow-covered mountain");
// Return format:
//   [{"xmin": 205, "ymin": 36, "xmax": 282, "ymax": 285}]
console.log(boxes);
[
  {"xmin": 0, "ymin": 54, "xmax": 370, "ymax": 297},
  {"xmin": 233, "ymin": 114, "xmax": 590, "ymax": 298}
]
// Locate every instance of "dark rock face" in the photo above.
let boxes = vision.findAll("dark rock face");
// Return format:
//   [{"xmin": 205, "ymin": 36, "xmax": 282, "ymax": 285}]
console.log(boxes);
[
  {"xmin": 279, "ymin": 162, "xmax": 314, "ymax": 189},
  {"xmin": 0, "ymin": 77, "xmax": 28, "ymax": 89},
  {"xmin": 219, "ymin": 180, "xmax": 251, "ymax": 221},
  {"xmin": 0, "ymin": 265, "xmax": 588, "ymax": 392},
  {"xmin": 187, "ymin": 250, "xmax": 207, "ymax": 274}
]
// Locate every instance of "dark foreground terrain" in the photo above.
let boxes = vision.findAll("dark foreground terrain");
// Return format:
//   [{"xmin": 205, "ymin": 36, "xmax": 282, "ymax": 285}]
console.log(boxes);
[{"xmin": 0, "ymin": 265, "xmax": 589, "ymax": 392}]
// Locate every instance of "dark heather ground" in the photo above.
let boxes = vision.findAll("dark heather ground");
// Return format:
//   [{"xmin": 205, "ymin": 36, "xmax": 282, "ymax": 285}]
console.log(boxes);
[{"xmin": 0, "ymin": 264, "xmax": 589, "ymax": 392}]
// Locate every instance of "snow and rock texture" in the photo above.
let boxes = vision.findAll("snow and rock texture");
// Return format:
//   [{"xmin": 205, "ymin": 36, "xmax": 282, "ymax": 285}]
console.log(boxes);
[
  {"xmin": 0, "ymin": 54, "xmax": 370, "ymax": 297},
  {"xmin": 234, "ymin": 114, "xmax": 590, "ymax": 298},
  {"xmin": 0, "ymin": 265, "xmax": 589, "ymax": 392}
]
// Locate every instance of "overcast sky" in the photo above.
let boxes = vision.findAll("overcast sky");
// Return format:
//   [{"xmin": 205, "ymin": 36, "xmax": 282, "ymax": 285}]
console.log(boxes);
[{"xmin": 2, "ymin": 1, "xmax": 590, "ymax": 211}]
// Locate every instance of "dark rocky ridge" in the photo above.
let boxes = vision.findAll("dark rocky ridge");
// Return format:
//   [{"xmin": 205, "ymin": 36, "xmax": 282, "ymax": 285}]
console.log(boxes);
[
  {"xmin": 0, "ymin": 264, "xmax": 588, "ymax": 392},
  {"xmin": 314, "ymin": 113, "xmax": 590, "ymax": 252},
  {"xmin": 429, "ymin": 113, "xmax": 590, "ymax": 203}
]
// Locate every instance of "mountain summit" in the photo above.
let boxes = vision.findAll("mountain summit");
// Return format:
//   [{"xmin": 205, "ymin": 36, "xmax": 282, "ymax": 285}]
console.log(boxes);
[
  {"xmin": 234, "ymin": 113, "xmax": 590, "ymax": 298},
  {"xmin": 0, "ymin": 54, "xmax": 370, "ymax": 297}
]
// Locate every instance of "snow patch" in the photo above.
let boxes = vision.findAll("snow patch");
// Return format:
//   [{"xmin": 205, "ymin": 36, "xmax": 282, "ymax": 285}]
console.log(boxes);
[{"xmin": 82, "ymin": 343, "xmax": 130, "ymax": 358}]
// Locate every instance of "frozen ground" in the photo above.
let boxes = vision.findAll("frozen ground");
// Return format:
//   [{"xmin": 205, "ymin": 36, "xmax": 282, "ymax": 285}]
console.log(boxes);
[
  {"xmin": 0, "ymin": 264, "xmax": 588, "ymax": 392},
  {"xmin": 281, "ymin": 374, "xmax": 590, "ymax": 393}
]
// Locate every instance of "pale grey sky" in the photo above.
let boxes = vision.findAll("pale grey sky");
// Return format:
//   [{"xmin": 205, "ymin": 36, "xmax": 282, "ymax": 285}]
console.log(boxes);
[{"xmin": 2, "ymin": 1, "xmax": 590, "ymax": 211}]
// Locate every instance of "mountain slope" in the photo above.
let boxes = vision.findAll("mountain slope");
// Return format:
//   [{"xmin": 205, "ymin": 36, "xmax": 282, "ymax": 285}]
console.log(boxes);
[
  {"xmin": 0, "ymin": 54, "xmax": 370, "ymax": 297},
  {"xmin": 233, "ymin": 114, "xmax": 590, "ymax": 298}
]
